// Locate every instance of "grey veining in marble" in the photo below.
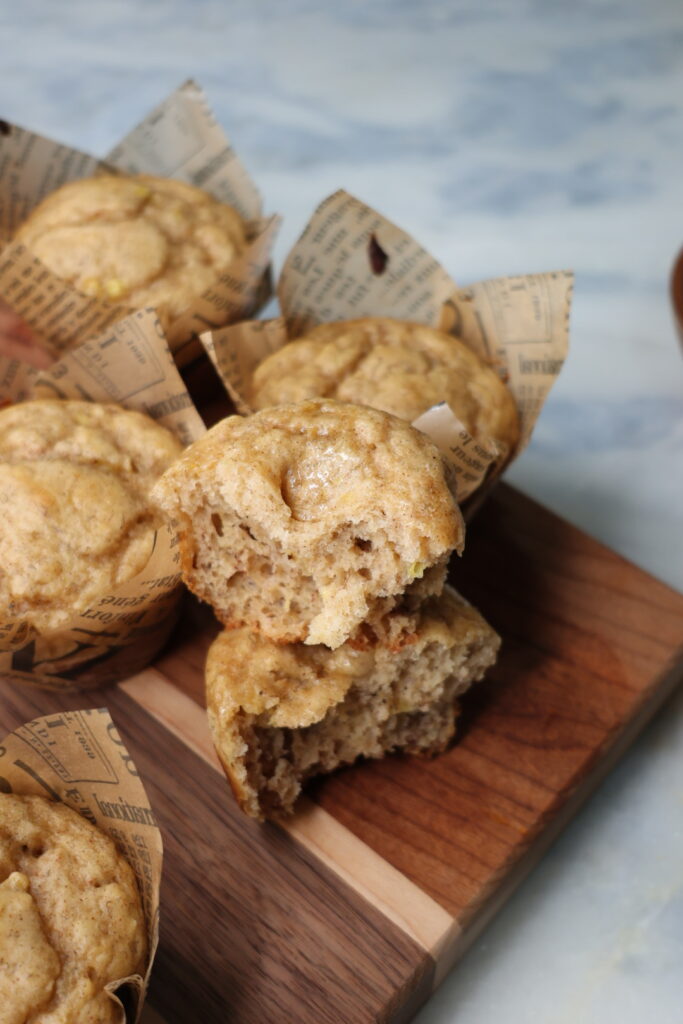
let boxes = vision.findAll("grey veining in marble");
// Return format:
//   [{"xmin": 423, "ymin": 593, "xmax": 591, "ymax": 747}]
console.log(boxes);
[{"xmin": 1, "ymin": 1, "xmax": 682, "ymax": 1021}]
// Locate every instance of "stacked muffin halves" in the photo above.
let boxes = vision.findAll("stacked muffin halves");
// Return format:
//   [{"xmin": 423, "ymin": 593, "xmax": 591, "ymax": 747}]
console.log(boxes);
[{"xmin": 153, "ymin": 398, "xmax": 499, "ymax": 818}]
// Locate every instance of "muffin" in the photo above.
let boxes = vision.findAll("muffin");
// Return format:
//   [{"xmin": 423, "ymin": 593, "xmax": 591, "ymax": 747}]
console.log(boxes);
[
  {"xmin": 14, "ymin": 173, "xmax": 247, "ymax": 335},
  {"xmin": 251, "ymin": 317, "xmax": 520, "ymax": 452},
  {"xmin": 152, "ymin": 399, "xmax": 464, "ymax": 649},
  {"xmin": 206, "ymin": 585, "xmax": 500, "ymax": 818},
  {"xmin": 0, "ymin": 792, "xmax": 147, "ymax": 1023},
  {"xmin": 0, "ymin": 399, "xmax": 182, "ymax": 634}
]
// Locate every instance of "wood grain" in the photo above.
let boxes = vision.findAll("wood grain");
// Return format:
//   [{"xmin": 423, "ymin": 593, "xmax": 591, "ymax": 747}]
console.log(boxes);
[
  {"xmin": 0, "ymin": 683, "xmax": 433, "ymax": 1024},
  {"xmin": 150, "ymin": 482, "xmax": 683, "ymax": 972},
  {"xmin": 121, "ymin": 669, "xmax": 458, "ymax": 960},
  {"xmin": 1, "ymin": 481, "xmax": 682, "ymax": 1022},
  {"xmin": 312, "ymin": 485, "xmax": 683, "ymax": 921}
]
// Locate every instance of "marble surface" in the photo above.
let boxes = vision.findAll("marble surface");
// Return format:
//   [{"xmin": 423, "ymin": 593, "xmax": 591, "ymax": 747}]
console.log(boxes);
[{"xmin": 2, "ymin": 1, "xmax": 683, "ymax": 1020}]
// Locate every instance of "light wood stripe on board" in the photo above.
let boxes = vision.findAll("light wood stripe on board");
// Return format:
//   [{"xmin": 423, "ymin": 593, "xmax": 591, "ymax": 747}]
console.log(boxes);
[{"xmin": 120, "ymin": 668, "xmax": 457, "ymax": 964}]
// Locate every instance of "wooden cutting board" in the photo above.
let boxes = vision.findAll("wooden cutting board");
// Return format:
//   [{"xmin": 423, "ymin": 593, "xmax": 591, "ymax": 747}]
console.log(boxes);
[{"xmin": 1, "ymin": 483, "xmax": 682, "ymax": 1024}]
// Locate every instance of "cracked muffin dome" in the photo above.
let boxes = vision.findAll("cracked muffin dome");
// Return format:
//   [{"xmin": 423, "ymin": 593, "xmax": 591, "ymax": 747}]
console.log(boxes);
[
  {"xmin": 251, "ymin": 317, "xmax": 520, "ymax": 453},
  {"xmin": 206, "ymin": 585, "xmax": 500, "ymax": 818},
  {"xmin": 14, "ymin": 173, "xmax": 247, "ymax": 333},
  {"xmin": 0, "ymin": 792, "xmax": 147, "ymax": 1024},
  {"xmin": 152, "ymin": 398, "xmax": 465, "ymax": 649},
  {"xmin": 0, "ymin": 399, "xmax": 182, "ymax": 634}
]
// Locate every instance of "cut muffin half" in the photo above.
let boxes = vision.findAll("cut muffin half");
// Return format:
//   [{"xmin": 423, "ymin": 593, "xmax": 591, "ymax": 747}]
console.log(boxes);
[
  {"xmin": 205, "ymin": 585, "xmax": 499, "ymax": 818},
  {"xmin": 152, "ymin": 399, "xmax": 465, "ymax": 648}
]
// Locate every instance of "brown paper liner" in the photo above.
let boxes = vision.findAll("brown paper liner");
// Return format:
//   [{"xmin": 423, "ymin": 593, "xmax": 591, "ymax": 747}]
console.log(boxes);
[
  {"xmin": 200, "ymin": 191, "xmax": 572, "ymax": 503},
  {"xmin": 0, "ymin": 308, "xmax": 207, "ymax": 690},
  {"xmin": 0, "ymin": 80, "xmax": 280, "ymax": 367},
  {"xmin": 0, "ymin": 708, "xmax": 162, "ymax": 1023}
]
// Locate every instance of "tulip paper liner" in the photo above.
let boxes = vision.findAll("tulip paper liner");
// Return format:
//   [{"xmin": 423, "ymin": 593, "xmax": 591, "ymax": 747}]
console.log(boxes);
[
  {"xmin": 201, "ymin": 190, "xmax": 572, "ymax": 503},
  {"xmin": 0, "ymin": 708, "xmax": 162, "ymax": 1023},
  {"xmin": 0, "ymin": 79, "xmax": 280, "ymax": 367},
  {"xmin": 0, "ymin": 308, "xmax": 207, "ymax": 690}
]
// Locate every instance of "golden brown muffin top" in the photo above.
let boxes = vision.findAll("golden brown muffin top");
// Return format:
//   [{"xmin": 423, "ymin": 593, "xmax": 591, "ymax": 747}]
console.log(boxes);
[
  {"xmin": 0, "ymin": 400, "xmax": 182, "ymax": 633},
  {"xmin": 0, "ymin": 792, "xmax": 147, "ymax": 1024},
  {"xmin": 153, "ymin": 397, "xmax": 464, "ymax": 561},
  {"xmin": 251, "ymin": 317, "xmax": 519, "ymax": 452},
  {"xmin": 14, "ymin": 174, "xmax": 246, "ymax": 329}
]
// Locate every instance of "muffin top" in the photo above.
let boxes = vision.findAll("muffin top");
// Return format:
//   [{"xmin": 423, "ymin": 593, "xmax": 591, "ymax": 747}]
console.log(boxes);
[
  {"xmin": 153, "ymin": 397, "xmax": 463, "ymax": 558},
  {"xmin": 0, "ymin": 792, "xmax": 147, "ymax": 1024},
  {"xmin": 251, "ymin": 317, "xmax": 519, "ymax": 452},
  {"xmin": 14, "ymin": 174, "xmax": 247, "ymax": 330},
  {"xmin": 0, "ymin": 400, "xmax": 182, "ymax": 633},
  {"xmin": 152, "ymin": 398, "xmax": 464, "ymax": 647}
]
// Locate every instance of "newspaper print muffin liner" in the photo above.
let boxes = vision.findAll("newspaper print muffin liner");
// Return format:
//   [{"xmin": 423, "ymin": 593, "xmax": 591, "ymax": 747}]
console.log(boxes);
[
  {"xmin": 200, "ymin": 190, "xmax": 573, "ymax": 504},
  {"xmin": 0, "ymin": 708, "xmax": 162, "ymax": 1023},
  {"xmin": 0, "ymin": 308, "xmax": 207, "ymax": 691},
  {"xmin": 0, "ymin": 79, "xmax": 280, "ymax": 367}
]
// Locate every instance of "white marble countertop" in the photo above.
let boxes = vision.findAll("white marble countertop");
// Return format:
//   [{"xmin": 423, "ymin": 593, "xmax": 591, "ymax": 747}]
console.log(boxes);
[{"xmin": 2, "ymin": 1, "xmax": 683, "ymax": 1021}]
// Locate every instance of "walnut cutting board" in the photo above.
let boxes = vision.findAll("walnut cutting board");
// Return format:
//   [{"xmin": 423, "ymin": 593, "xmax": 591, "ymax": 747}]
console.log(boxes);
[{"xmin": 1, "ymin": 483, "xmax": 682, "ymax": 1024}]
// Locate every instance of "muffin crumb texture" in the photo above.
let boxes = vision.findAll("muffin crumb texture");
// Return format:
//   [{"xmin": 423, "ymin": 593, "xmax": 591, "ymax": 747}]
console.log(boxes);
[
  {"xmin": 14, "ymin": 174, "xmax": 246, "ymax": 331},
  {"xmin": 152, "ymin": 399, "xmax": 464, "ymax": 649},
  {"xmin": 0, "ymin": 792, "xmax": 147, "ymax": 1024}
]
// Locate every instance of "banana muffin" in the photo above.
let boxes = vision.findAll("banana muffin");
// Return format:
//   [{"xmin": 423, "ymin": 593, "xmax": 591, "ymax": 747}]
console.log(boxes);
[
  {"xmin": 152, "ymin": 398, "xmax": 464, "ymax": 649},
  {"xmin": 0, "ymin": 399, "xmax": 182, "ymax": 634},
  {"xmin": 251, "ymin": 317, "xmax": 519, "ymax": 452},
  {"xmin": 0, "ymin": 792, "xmax": 147, "ymax": 1023},
  {"xmin": 206, "ymin": 585, "xmax": 499, "ymax": 818},
  {"xmin": 14, "ymin": 173, "xmax": 247, "ymax": 334}
]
